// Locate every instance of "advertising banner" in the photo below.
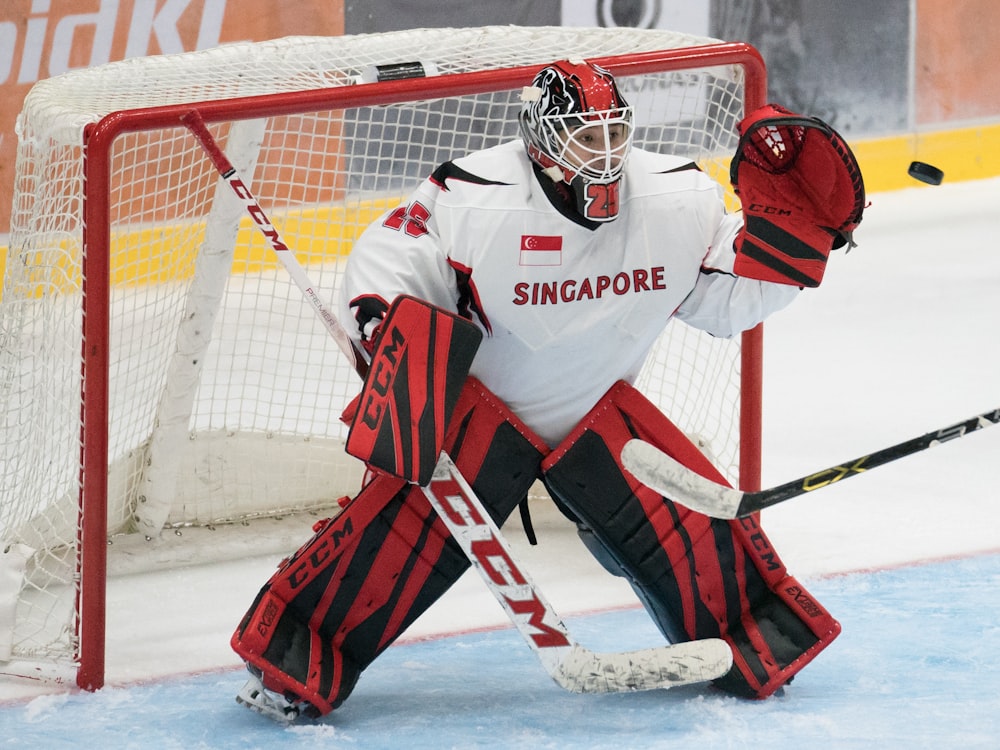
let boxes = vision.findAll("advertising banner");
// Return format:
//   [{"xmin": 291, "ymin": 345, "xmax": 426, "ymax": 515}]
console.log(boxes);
[
  {"xmin": 0, "ymin": 0, "xmax": 344, "ymax": 236},
  {"xmin": 561, "ymin": 0, "xmax": 709, "ymax": 35}
]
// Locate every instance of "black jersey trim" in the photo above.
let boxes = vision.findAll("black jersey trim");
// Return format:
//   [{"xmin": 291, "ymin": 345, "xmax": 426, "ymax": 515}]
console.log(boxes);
[
  {"xmin": 533, "ymin": 164, "xmax": 602, "ymax": 231},
  {"xmin": 430, "ymin": 161, "xmax": 512, "ymax": 191},
  {"xmin": 654, "ymin": 161, "xmax": 702, "ymax": 175}
]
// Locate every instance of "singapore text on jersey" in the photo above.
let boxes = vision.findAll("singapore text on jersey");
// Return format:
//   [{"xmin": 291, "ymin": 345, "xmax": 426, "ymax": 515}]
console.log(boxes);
[{"xmin": 511, "ymin": 266, "xmax": 667, "ymax": 306}]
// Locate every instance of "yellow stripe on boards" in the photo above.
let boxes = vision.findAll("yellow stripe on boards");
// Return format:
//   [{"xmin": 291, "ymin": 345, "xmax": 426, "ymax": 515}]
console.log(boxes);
[
  {"xmin": 853, "ymin": 122, "xmax": 1000, "ymax": 192},
  {"xmin": 3, "ymin": 122, "xmax": 1000, "ymax": 298},
  {"xmin": 0, "ymin": 198, "xmax": 401, "ymax": 298}
]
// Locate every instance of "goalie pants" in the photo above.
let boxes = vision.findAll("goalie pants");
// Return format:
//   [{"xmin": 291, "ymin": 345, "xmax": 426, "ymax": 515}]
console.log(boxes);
[
  {"xmin": 543, "ymin": 381, "xmax": 841, "ymax": 698},
  {"xmin": 231, "ymin": 378, "xmax": 548, "ymax": 715}
]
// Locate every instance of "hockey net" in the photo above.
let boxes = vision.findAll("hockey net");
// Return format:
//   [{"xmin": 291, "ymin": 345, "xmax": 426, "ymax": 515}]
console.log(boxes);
[{"xmin": 0, "ymin": 26, "xmax": 765, "ymax": 688}]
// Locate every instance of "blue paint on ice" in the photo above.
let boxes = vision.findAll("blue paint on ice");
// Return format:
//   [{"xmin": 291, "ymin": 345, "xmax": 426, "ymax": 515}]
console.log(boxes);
[{"xmin": 2, "ymin": 553, "xmax": 998, "ymax": 749}]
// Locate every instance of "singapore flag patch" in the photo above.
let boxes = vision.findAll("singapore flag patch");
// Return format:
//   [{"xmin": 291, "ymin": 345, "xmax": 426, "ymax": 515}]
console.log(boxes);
[{"xmin": 519, "ymin": 235, "xmax": 562, "ymax": 266}]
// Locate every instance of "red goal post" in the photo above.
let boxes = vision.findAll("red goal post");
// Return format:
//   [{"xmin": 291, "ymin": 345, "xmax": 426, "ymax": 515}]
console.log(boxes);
[{"xmin": 1, "ymin": 27, "xmax": 766, "ymax": 691}]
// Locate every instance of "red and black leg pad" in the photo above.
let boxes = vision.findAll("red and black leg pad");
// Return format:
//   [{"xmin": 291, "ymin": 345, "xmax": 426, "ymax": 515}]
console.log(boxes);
[
  {"xmin": 232, "ymin": 378, "xmax": 547, "ymax": 716},
  {"xmin": 541, "ymin": 381, "xmax": 840, "ymax": 699}
]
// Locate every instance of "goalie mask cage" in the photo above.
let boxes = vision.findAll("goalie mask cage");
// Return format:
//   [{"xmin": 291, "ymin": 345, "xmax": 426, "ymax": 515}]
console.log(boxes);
[{"xmin": 0, "ymin": 26, "xmax": 765, "ymax": 690}]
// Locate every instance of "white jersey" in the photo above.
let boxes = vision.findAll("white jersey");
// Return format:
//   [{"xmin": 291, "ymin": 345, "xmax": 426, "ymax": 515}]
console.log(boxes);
[{"xmin": 340, "ymin": 139, "xmax": 798, "ymax": 447}]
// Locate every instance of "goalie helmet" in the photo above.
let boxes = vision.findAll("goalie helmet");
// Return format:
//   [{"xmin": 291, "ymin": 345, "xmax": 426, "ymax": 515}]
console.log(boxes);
[{"xmin": 519, "ymin": 60, "xmax": 634, "ymax": 222}]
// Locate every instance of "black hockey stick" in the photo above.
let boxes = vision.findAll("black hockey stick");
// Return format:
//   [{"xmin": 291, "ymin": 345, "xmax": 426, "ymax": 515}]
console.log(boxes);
[
  {"xmin": 182, "ymin": 109, "xmax": 733, "ymax": 694},
  {"xmin": 622, "ymin": 407, "xmax": 1000, "ymax": 520}
]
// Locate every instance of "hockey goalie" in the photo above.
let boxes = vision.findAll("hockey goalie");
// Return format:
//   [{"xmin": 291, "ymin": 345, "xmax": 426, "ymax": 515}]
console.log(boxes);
[{"xmin": 230, "ymin": 60, "xmax": 865, "ymax": 721}]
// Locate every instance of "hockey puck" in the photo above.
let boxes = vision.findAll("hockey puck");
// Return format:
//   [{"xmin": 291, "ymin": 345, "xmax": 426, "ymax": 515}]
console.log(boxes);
[{"xmin": 907, "ymin": 161, "xmax": 944, "ymax": 185}]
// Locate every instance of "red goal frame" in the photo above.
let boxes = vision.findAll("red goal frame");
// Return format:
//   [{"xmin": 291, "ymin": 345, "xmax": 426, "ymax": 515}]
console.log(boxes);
[{"xmin": 77, "ymin": 42, "xmax": 767, "ymax": 690}]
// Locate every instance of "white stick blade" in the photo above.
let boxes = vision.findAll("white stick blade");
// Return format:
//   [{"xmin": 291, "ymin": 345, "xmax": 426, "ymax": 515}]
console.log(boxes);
[
  {"xmin": 621, "ymin": 439, "xmax": 743, "ymax": 519},
  {"xmin": 551, "ymin": 638, "xmax": 733, "ymax": 694}
]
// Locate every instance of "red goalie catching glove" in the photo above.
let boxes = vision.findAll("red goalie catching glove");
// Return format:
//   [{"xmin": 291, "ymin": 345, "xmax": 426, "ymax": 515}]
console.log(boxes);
[{"xmin": 730, "ymin": 104, "xmax": 865, "ymax": 288}]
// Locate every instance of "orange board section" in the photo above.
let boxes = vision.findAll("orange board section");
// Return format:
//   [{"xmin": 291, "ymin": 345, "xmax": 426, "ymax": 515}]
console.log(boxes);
[
  {"xmin": 0, "ymin": 0, "xmax": 345, "ymax": 234},
  {"xmin": 915, "ymin": 0, "xmax": 1000, "ymax": 125}
]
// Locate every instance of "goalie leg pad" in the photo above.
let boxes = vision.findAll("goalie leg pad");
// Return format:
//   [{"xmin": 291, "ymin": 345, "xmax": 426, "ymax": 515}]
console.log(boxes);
[
  {"xmin": 232, "ymin": 378, "xmax": 547, "ymax": 715},
  {"xmin": 541, "ymin": 380, "xmax": 840, "ymax": 699}
]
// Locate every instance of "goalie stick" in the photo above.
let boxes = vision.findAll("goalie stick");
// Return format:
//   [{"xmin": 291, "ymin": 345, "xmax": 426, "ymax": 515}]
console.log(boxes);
[
  {"xmin": 622, "ymin": 407, "xmax": 1000, "ymax": 520},
  {"xmin": 181, "ymin": 109, "xmax": 733, "ymax": 694}
]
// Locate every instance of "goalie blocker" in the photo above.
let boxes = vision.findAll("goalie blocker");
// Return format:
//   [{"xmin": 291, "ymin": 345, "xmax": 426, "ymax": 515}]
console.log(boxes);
[
  {"xmin": 344, "ymin": 294, "xmax": 482, "ymax": 485},
  {"xmin": 542, "ymin": 381, "xmax": 841, "ymax": 698}
]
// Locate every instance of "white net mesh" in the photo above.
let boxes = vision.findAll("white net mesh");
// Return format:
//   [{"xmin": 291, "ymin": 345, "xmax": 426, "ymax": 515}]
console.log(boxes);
[{"xmin": 1, "ymin": 27, "xmax": 753, "ymax": 674}]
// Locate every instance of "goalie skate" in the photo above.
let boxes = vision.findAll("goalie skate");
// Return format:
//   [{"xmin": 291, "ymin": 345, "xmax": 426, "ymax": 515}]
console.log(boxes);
[{"xmin": 235, "ymin": 669, "xmax": 316, "ymax": 723}]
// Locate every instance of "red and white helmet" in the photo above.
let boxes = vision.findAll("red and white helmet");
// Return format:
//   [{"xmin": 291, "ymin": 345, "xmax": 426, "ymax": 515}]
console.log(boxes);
[{"xmin": 519, "ymin": 60, "xmax": 634, "ymax": 222}]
